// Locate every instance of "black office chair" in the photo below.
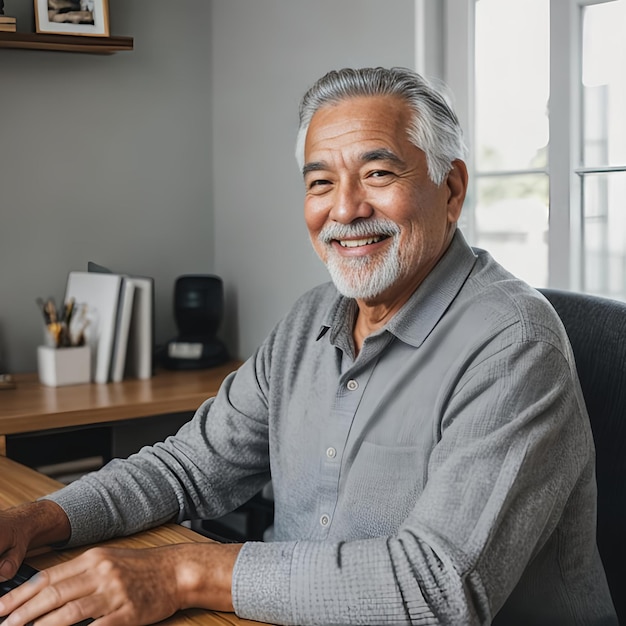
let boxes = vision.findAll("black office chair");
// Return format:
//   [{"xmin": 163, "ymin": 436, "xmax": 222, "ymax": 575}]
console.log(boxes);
[{"xmin": 539, "ymin": 288, "xmax": 626, "ymax": 623}]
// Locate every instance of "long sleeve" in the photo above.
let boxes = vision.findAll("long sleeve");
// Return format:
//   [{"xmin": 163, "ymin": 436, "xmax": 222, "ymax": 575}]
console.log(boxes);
[
  {"xmin": 232, "ymin": 336, "xmax": 603, "ymax": 625},
  {"xmin": 43, "ymin": 358, "xmax": 273, "ymax": 547}
]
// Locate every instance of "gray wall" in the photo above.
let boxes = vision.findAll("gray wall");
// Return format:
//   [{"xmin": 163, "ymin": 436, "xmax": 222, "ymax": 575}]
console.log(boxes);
[
  {"xmin": 212, "ymin": 0, "xmax": 416, "ymax": 358},
  {"xmin": 0, "ymin": 1, "xmax": 214, "ymax": 373},
  {"xmin": 0, "ymin": 0, "xmax": 417, "ymax": 374}
]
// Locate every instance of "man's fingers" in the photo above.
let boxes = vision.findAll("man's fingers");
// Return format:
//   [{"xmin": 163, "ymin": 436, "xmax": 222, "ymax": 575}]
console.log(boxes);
[
  {"xmin": 20, "ymin": 597, "xmax": 98, "ymax": 626},
  {"xmin": 0, "ymin": 557, "xmax": 18, "ymax": 581},
  {"xmin": 0, "ymin": 570, "xmax": 47, "ymax": 616},
  {"xmin": 1, "ymin": 574, "xmax": 50, "ymax": 625},
  {"xmin": 0, "ymin": 569, "xmax": 95, "ymax": 625},
  {"xmin": 34, "ymin": 555, "xmax": 90, "ymax": 586},
  {"xmin": 0, "ymin": 546, "xmax": 29, "ymax": 582}
]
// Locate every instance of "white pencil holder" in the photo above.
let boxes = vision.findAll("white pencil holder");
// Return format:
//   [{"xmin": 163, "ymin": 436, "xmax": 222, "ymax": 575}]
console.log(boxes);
[{"xmin": 37, "ymin": 345, "xmax": 91, "ymax": 387}]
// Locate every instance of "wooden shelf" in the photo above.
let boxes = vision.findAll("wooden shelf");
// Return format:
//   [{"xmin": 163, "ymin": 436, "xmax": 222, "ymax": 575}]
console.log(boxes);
[{"xmin": 0, "ymin": 31, "xmax": 133, "ymax": 54}]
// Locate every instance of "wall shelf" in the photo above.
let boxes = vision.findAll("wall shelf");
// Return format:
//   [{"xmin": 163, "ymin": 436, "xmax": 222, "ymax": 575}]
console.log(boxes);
[{"xmin": 0, "ymin": 32, "xmax": 133, "ymax": 54}]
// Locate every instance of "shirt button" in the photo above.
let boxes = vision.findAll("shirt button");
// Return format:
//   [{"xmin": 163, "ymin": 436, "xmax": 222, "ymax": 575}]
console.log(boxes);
[
  {"xmin": 346, "ymin": 379, "xmax": 359, "ymax": 391},
  {"xmin": 326, "ymin": 447, "xmax": 337, "ymax": 459},
  {"xmin": 320, "ymin": 514, "xmax": 330, "ymax": 527}
]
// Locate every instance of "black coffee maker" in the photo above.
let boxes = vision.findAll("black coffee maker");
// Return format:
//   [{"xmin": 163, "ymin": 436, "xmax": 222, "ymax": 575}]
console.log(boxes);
[{"xmin": 161, "ymin": 275, "xmax": 229, "ymax": 370}]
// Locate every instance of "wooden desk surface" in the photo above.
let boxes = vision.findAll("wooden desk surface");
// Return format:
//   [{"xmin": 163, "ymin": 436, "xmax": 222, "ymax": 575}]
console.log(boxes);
[
  {"xmin": 0, "ymin": 361, "xmax": 242, "ymax": 436},
  {"xmin": 0, "ymin": 455, "xmax": 265, "ymax": 626}
]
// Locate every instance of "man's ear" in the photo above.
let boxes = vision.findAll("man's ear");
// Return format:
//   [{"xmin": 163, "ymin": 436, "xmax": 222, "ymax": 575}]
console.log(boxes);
[{"xmin": 445, "ymin": 160, "xmax": 468, "ymax": 223}]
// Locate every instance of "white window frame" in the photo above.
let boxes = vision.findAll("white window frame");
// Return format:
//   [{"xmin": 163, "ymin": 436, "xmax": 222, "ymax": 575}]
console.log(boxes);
[{"xmin": 436, "ymin": 0, "xmax": 623, "ymax": 294}]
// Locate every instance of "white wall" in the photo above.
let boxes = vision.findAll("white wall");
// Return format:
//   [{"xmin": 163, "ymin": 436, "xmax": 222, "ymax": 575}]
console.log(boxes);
[{"xmin": 211, "ymin": 0, "xmax": 416, "ymax": 358}]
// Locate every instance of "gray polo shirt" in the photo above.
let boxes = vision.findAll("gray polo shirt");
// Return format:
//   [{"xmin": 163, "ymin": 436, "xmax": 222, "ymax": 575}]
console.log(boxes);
[{"xmin": 48, "ymin": 231, "xmax": 617, "ymax": 625}]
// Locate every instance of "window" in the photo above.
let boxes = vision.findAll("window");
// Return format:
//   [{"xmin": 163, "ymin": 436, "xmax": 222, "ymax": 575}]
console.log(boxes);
[
  {"xmin": 579, "ymin": 0, "xmax": 626, "ymax": 298},
  {"xmin": 474, "ymin": 0, "xmax": 549, "ymax": 287},
  {"xmin": 442, "ymin": 0, "xmax": 626, "ymax": 300}
]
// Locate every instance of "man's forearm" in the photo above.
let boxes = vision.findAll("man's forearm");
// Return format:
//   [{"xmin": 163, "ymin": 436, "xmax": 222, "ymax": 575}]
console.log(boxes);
[
  {"xmin": 20, "ymin": 500, "xmax": 72, "ymax": 548},
  {"xmin": 0, "ymin": 500, "xmax": 71, "ymax": 580},
  {"xmin": 172, "ymin": 542, "xmax": 243, "ymax": 613}
]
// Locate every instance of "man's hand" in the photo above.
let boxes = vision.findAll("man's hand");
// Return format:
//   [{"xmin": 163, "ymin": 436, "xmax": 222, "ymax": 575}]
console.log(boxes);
[
  {"xmin": 0, "ymin": 542, "xmax": 243, "ymax": 626},
  {"xmin": 0, "ymin": 501, "xmax": 71, "ymax": 581}
]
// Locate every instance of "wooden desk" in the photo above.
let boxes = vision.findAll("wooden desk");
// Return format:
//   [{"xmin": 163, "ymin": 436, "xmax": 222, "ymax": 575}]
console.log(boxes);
[
  {"xmin": 0, "ymin": 362, "xmax": 242, "ymax": 437},
  {"xmin": 0, "ymin": 455, "xmax": 264, "ymax": 626}
]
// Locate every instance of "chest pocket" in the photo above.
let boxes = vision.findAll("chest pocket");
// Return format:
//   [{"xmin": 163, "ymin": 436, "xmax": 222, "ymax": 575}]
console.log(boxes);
[{"xmin": 338, "ymin": 441, "xmax": 426, "ymax": 538}]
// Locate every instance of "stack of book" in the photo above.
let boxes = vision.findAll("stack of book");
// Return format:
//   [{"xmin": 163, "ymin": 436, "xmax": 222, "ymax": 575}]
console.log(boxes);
[
  {"xmin": 65, "ymin": 266, "xmax": 155, "ymax": 384},
  {"xmin": 0, "ymin": 15, "xmax": 16, "ymax": 32}
]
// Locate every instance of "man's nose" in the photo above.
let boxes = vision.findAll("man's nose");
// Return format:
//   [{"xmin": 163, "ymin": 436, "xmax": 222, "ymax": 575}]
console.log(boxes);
[{"xmin": 328, "ymin": 180, "xmax": 374, "ymax": 223}]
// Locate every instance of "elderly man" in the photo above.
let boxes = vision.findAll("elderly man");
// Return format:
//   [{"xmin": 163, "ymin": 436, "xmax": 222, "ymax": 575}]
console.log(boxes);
[{"xmin": 0, "ymin": 67, "xmax": 617, "ymax": 625}]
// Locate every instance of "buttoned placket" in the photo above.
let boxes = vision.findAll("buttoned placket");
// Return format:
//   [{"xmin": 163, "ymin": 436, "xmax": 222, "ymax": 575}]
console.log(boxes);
[{"xmin": 315, "ymin": 337, "xmax": 387, "ymax": 538}]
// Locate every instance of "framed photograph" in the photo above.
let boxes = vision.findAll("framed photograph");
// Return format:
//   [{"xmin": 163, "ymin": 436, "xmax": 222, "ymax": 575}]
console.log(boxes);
[{"xmin": 34, "ymin": 0, "xmax": 109, "ymax": 37}]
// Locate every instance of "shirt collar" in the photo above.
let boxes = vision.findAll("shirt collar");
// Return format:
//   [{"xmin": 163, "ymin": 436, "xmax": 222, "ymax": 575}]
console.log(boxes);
[
  {"xmin": 386, "ymin": 229, "xmax": 477, "ymax": 347},
  {"xmin": 316, "ymin": 230, "xmax": 477, "ymax": 349}
]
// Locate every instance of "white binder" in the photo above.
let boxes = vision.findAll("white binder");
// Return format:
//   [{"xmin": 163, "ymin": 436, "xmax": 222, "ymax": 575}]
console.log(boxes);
[{"xmin": 65, "ymin": 271, "xmax": 124, "ymax": 384}]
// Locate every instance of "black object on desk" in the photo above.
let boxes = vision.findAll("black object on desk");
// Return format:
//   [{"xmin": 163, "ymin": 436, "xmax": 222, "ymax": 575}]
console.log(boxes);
[
  {"xmin": 161, "ymin": 275, "xmax": 229, "ymax": 370},
  {"xmin": 0, "ymin": 563, "xmax": 38, "ymax": 598}
]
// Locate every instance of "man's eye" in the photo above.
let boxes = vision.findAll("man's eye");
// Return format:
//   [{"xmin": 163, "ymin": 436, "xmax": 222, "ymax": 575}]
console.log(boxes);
[
  {"xmin": 308, "ymin": 179, "xmax": 331, "ymax": 190},
  {"xmin": 365, "ymin": 170, "xmax": 395, "ymax": 185}
]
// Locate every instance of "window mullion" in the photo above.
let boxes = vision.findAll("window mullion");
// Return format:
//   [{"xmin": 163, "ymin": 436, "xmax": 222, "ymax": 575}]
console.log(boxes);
[
  {"xmin": 549, "ymin": 0, "xmax": 583, "ymax": 291},
  {"xmin": 443, "ymin": 0, "xmax": 476, "ymax": 241}
]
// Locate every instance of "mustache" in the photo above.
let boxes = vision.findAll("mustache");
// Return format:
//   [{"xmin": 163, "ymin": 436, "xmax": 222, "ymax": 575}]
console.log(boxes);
[{"xmin": 318, "ymin": 219, "xmax": 400, "ymax": 244}]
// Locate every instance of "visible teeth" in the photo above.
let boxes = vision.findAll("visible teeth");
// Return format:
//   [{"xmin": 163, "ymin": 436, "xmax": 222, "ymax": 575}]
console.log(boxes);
[{"xmin": 339, "ymin": 236, "xmax": 383, "ymax": 248}]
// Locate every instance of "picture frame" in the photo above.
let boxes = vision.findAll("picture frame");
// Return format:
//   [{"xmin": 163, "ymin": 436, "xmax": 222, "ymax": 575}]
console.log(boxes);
[{"xmin": 34, "ymin": 0, "xmax": 109, "ymax": 37}]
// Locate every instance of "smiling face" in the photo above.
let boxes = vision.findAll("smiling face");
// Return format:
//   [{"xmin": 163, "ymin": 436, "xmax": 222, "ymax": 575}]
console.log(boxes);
[{"xmin": 303, "ymin": 95, "xmax": 467, "ymax": 308}]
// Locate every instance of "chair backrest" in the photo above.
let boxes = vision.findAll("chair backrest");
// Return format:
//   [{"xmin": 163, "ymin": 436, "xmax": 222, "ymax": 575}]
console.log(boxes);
[{"xmin": 539, "ymin": 288, "xmax": 626, "ymax": 623}]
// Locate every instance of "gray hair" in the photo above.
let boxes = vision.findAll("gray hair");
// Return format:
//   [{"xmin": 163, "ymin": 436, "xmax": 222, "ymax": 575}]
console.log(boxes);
[{"xmin": 295, "ymin": 67, "xmax": 468, "ymax": 186}]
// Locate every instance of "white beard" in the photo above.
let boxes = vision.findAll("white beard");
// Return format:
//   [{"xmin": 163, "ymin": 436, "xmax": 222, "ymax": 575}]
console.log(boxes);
[{"xmin": 318, "ymin": 219, "xmax": 406, "ymax": 300}]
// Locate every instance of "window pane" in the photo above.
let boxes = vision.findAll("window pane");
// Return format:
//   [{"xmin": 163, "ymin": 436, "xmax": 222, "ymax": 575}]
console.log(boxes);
[
  {"xmin": 582, "ymin": 171, "xmax": 626, "ymax": 300},
  {"xmin": 475, "ymin": 0, "xmax": 549, "ymax": 172},
  {"xmin": 582, "ymin": 0, "xmax": 626, "ymax": 168},
  {"xmin": 474, "ymin": 174, "xmax": 549, "ymax": 286}
]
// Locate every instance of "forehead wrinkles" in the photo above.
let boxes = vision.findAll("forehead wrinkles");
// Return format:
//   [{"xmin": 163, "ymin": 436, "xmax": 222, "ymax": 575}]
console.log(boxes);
[
  {"xmin": 304, "ymin": 97, "xmax": 412, "ymax": 164},
  {"xmin": 305, "ymin": 127, "xmax": 377, "ymax": 169}
]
